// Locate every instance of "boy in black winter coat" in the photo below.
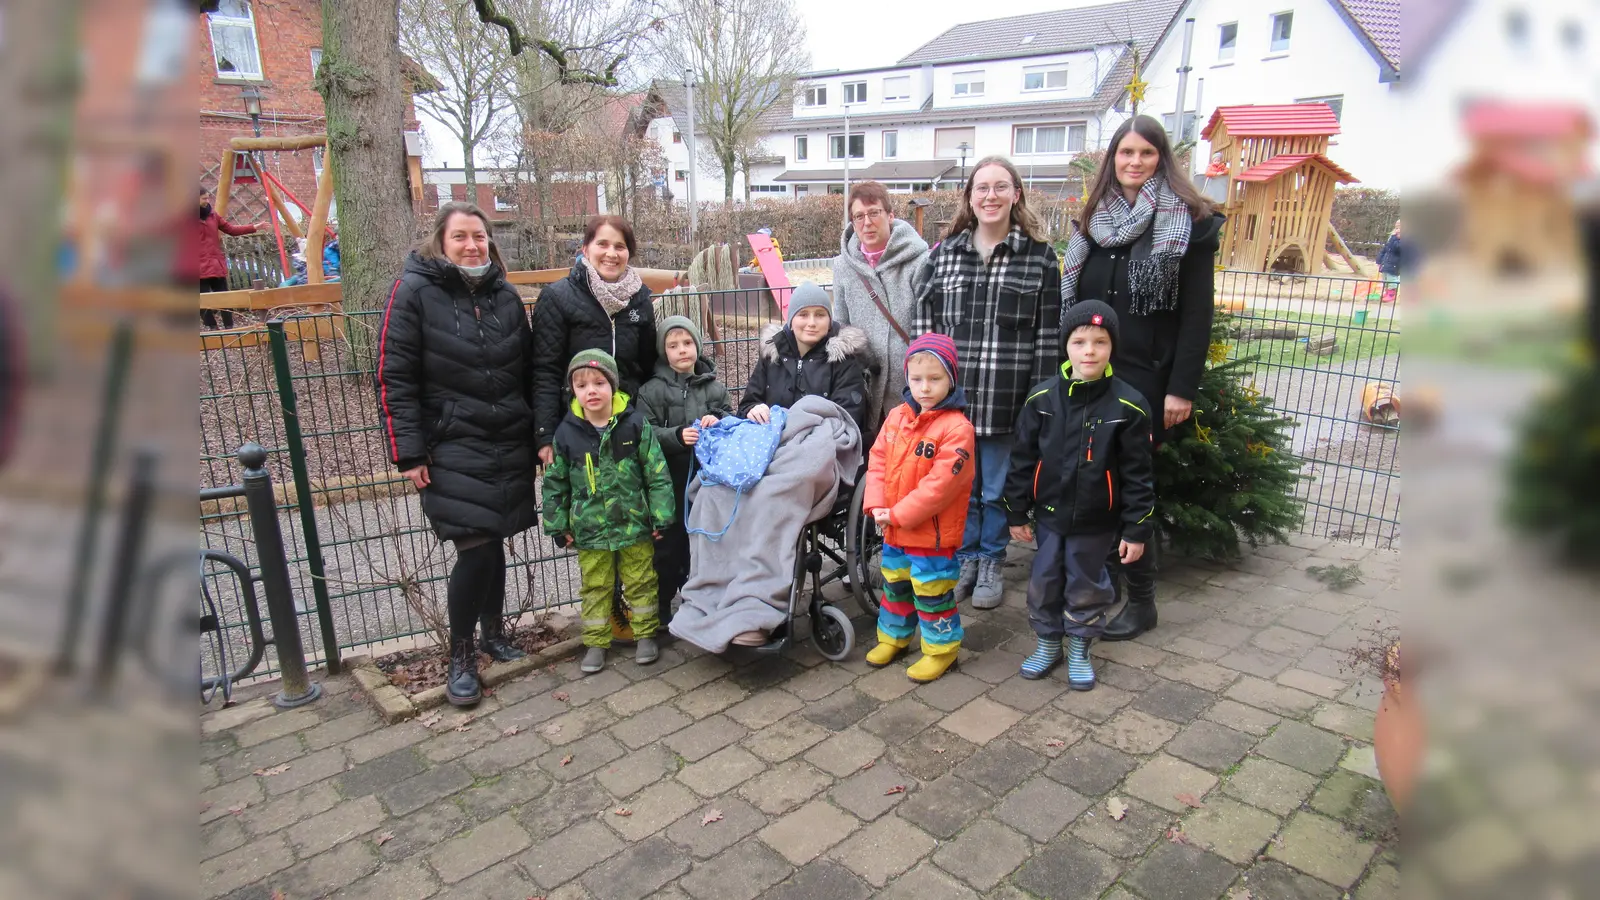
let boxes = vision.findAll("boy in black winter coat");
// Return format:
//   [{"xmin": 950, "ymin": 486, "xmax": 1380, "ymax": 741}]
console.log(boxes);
[
  {"xmin": 1004, "ymin": 300, "xmax": 1156, "ymax": 690},
  {"xmin": 636, "ymin": 315, "xmax": 734, "ymax": 624}
]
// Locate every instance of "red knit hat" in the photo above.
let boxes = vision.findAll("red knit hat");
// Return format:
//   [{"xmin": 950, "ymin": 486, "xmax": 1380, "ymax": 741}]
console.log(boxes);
[{"xmin": 905, "ymin": 333, "xmax": 959, "ymax": 381}]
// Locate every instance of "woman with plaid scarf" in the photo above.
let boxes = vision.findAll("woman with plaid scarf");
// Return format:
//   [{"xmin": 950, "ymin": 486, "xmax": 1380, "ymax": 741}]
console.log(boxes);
[
  {"xmin": 913, "ymin": 156, "xmax": 1062, "ymax": 610},
  {"xmin": 1059, "ymin": 115, "xmax": 1224, "ymax": 642}
]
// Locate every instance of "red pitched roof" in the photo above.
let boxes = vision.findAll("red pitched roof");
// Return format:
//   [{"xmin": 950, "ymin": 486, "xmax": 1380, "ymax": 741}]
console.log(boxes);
[
  {"xmin": 1201, "ymin": 104, "xmax": 1342, "ymax": 140},
  {"xmin": 1236, "ymin": 153, "xmax": 1358, "ymax": 184},
  {"xmin": 1463, "ymin": 101, "xmax": 1594, "ymax": 140}
]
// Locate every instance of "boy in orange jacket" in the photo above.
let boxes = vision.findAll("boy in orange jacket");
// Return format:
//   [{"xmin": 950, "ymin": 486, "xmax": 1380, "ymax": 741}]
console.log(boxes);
[{"xmin": 862, "ymin": 333, "xmax": 977, "ymax": 682}]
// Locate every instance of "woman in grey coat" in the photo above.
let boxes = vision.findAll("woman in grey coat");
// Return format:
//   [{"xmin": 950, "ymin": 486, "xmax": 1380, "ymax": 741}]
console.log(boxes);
[{"xmin": 831, "ymin": 181, "xmax": 931, "ymax": 432}]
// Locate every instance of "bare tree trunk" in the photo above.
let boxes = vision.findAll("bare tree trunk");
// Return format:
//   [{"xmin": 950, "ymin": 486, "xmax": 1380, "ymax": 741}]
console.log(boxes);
[
  {"xmin": 721, "ymin": 155, "xmax": 735, "ymax": 204},
  {"xmin": 318, "ymin": 0, "xmax": 413, "ymax": 341},
  {"xmin": 463, "ymin": 138, "xmax": 477, "ymax": 198},
  {"xmin": 0, "ymin": 0, "xmax": 77, "ymax": 376}
]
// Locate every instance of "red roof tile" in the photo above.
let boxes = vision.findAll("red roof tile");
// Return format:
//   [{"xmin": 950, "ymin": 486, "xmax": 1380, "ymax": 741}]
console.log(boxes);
[
  {"xmin": 1201, "ymin": 104, "xmax": 1342, "ymax": 140},
  {"xmin": 1236, "ymin": 153, "xmax": 1358, "ymax": 184},
  {"xmin": 1463, "ymin": 101, "xmax": 1594, "ymax": 140}
]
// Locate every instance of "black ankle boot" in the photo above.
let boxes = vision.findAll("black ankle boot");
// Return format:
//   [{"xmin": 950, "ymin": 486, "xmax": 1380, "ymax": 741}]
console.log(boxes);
[
  {"xmin": 446, "ymin": 639, "xmax": 482, "ymax": 706},
  {"xmin": 1102, "ymin": 558, "xmax": 1157, "ymax": 642},
  {"xmin": 479, "ymin": 617, "xmax": 526, "ymax": 662}
]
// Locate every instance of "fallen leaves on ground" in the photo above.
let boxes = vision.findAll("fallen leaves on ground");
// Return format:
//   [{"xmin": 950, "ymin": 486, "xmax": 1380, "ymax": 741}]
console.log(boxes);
[
  {"xmin": 453, "ymin": 724, "xmax": 473, "ymax": 733},
  {"xmin": 253, "ymin": 765, "xmax": 290, "ymax": 777},
  {"xmin": 859, "ymin": 761, "xmax": 875, "ymax": 771},
  {"xmin": 613, "ymin": 808, "xmax": 633, "ymax": 817},
  {"xmin": 1166, "ymin": 827, "xmax": 1192, "ymax": 845},
  {"xmin": 1045, "ymin": 738, "xmax": 1067, "ymax": 748},
  {"xmin": 552, "ymin": 691, "xmax": 570, "ymax": 702},
  {"xmin": 543, "ymin": 723, "xmax": 563, "ymax": 735},
  {"xmin": 1174, "ymin": 793, "xmax": 1205, "ymax": 809},
  {"xmin": 1106, "ymin": 797, "xmax": 1129, "ymax": 821},
  {"xmin": 559, "ymin": 754, "xmax": 573, "ymax": 767},
  {"xmin": 932, "ymin": 748, "xmax": 947, "ymax": 754},
  {"xmin": 418, "ymin": 713, "xmax": 443, "ymax": 728},
  {"xmin": 701, "ymin": 809, "xmax": 723, "ymax": 826},
  {"xmin": 503, "ymin": 725, "xmax": 521, "ymax": 737},
  {"xmin": 270, "ymin": 891, "xmax": 286, "ymax": 900},
  {"xmin": 884, "ymin": 785, "xmax": 907, "ymax": 795},
  {"xmin": 228, "ymin": 804, "xmax": 248, "ymax": 815},
  {"xmin": 1228, "ymin": 890, "xmax": 1253, "ymax": 900},
  {"xmin": 375, "ymin": 832, "xmax": 393, "ymax": 846}
]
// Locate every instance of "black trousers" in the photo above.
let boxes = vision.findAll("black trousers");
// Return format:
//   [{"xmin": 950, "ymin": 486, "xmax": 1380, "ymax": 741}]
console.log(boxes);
[
  {"xmin": 1026, "ymin": 527, "xmax": 1118, "ymax": 640},
  {"xmin": 200, "ymin": 276, "xmax": 234, "ymax": 329},
  {"xmin": 448, "ymin": 539, "xmax": 505, "ymax": 645}
]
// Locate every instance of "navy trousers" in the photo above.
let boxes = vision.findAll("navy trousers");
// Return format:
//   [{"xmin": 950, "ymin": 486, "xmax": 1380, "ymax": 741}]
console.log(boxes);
[{"xmin": 1025, "ymin": 526, "xmax": 1119, "ymax": 640}]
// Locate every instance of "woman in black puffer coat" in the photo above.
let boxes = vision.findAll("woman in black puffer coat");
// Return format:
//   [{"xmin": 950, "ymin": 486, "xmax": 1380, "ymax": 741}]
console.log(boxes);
[
  {"xmin": 531, "ymin": 216, "xmax": 657, "ymax": 462},
  {"xmin": 376, "ymin": 201, "xmax": 536, "ymax": 707}
]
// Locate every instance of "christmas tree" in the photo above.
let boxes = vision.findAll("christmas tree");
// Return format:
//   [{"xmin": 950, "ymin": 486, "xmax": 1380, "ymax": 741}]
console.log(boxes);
[
  {"xmin": 1154, "ymin": 312, "xmax": 1305, "ymax": 559},
  {"xmin": 1504, "ymin": 355, "xmax": 1600, "ymax": 565}
]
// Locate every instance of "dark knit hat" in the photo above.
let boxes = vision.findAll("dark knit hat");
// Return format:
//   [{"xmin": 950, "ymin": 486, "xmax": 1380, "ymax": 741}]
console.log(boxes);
[
  {"xmin": 657, "ymin": 314, "xmax": 705, "ymax": 358},
  {"xmin": 567, "ymin": 348, "xmax": 620, "ymax": 389},
  {"xmin": 1060, "ymin": 300, "xmax": 1119, "ymax": 353},
  {"xmin": 905, "ymin": 333, "xmax": 960, "ymax": 381}
]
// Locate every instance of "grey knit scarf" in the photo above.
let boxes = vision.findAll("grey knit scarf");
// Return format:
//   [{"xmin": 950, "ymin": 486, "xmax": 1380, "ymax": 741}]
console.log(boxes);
[
  {"xmin": 583, "ymin": 257, "xmax": 643, "ymax": 318},
  {"xmin": 1060, "ymin": 173, "xmax": 1192, "ymax": 315}
]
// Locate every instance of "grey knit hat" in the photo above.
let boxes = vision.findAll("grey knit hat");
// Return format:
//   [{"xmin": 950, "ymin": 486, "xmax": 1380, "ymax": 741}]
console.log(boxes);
[
  {"xmin": 656, "ymin": 315, "xmax": 705, "ymax": 358},
  {"xmin": 785, "ymin": 281, "xmax": 833, "ymax": 326}
]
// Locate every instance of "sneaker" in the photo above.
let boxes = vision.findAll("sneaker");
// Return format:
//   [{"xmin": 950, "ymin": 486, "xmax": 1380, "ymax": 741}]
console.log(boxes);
[
  {"xmin": 955, "ymin": 559, "xmax": 980, "ymax": 602},
  {"xmin": 635, "ymin": 637, "xmax": 659, "ymax": 666},
  {"xmin": 971, "ymin": 559, "xmax": 1004, "ymax": 609},
  {"xmin": 580, "ymin": 646, "xmax": 606, "ymax": 674}
]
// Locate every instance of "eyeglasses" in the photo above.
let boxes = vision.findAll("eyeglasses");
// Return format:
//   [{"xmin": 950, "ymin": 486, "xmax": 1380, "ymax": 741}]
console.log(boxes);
[
  {"xmin": 850, "ymin": 209, "xmax": 888, "ymax": 225},
  {"xmin": 972, "ymin": 183, "xmax": 1014, "ymax": 198}
]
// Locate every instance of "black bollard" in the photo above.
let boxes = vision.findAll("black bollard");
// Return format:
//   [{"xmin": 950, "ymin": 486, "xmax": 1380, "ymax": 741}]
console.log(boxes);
[
  {"xmin": 91, "ymin": 446, "xmax": 157, "ymax": 693},
  {"xmin": 238, "ymin": 442, "xmax": 321, "ymax": 708}
]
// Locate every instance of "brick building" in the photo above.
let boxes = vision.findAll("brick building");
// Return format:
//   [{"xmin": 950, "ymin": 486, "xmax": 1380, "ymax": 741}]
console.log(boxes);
[{"xmin": 197, "ymin": 0, "xmax": 431, "ymax": 218}]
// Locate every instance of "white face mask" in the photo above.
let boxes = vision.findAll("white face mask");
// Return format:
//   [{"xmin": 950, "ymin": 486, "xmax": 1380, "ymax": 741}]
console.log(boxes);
[{"xmin": 456, "ymin": 260, "xmax": 492, "ymax": 277}]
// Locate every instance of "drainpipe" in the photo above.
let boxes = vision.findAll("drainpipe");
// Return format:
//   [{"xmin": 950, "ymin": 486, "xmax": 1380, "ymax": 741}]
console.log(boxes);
[
  {"xmin": 685, "ymin": 71, "xmax": 699, "ymax": 244},
  {"xmin": 1173, "ymin": 17, "xmax": 1195, "ymax": 144},
  {"xmin": 842, "ymin": 105, "xmax": 851, "ymax": 225},
  {"xmin": 1192, "ymin": 77, "xmax": 1205, "ymax": 177}
]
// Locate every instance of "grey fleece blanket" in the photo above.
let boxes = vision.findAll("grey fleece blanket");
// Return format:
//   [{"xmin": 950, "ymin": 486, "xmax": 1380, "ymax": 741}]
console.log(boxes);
[{"xmin": 669, "ymin": 395, "xmax": 863, "ymax": 653}]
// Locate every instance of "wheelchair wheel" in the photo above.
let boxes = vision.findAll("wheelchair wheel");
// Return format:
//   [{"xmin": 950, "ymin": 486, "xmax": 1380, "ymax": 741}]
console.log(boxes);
[
  {"xmin": 845, "ymin": 480, "xmax": 883, "ymax": 616},
  {"xmin": 812, "ymin": 604, "xmax": 854, "ymax": 662}
]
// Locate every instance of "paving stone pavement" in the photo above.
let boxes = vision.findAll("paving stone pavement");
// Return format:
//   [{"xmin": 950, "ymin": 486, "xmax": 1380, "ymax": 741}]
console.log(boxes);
[{"xmin": 200, "ymin": 537, "xmax": 1400, "ymax": 899}]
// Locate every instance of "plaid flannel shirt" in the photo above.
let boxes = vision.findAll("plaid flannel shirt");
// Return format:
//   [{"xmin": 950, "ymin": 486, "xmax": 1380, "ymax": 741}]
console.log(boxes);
[{"xmin": 913, "ymin": 226, "xmax": 1062, "ymax": 437}]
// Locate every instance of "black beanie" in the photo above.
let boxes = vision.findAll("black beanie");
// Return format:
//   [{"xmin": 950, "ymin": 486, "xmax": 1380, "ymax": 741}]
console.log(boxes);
[{"xmin": 1060, "ymin": 300, "xmax": 1119, "ymax": 354}]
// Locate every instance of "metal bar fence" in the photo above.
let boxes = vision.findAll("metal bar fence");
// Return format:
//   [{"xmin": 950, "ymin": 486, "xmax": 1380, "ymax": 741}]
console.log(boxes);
[
  {"xmin": 197, "ymin": 270, "xmax": 1399, "ymax": 684},
  {"xmin": 1214, "ymin": 269, "xmax": 1400, "ymax": 549}
]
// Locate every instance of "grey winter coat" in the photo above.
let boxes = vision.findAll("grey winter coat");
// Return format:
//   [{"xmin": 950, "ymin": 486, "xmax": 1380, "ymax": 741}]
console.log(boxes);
[{"xmin": 831, "ymin": 219, "xmax": 931, "ymax": 427}]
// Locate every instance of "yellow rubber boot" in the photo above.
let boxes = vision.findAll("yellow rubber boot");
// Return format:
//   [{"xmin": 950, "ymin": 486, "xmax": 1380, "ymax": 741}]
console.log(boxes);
[
  {"xmin": 906, "ymin": 650, "xmax": 958, "ymax": 683},
  {"xmin": 865, "ymin": 629, "xmax": 910, "ymax": 668}
]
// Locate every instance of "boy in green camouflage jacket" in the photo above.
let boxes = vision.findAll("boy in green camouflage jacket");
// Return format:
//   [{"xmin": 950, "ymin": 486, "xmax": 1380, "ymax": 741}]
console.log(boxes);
[{"xmin": 543, "ymin": 350, "xmax": 675, "ymax": 674}]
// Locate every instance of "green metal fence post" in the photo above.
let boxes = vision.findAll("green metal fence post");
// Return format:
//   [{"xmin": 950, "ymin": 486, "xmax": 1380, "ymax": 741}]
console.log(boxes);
[{"xmin": 267, "ymin": 319, "xmax": 342, "ymax": 674}]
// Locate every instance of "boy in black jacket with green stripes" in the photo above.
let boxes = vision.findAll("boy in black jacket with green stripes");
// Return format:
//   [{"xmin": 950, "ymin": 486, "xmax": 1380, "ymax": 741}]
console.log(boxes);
[{"xmin": 1003, "ymin": 300, "xmax": 1155, "ymax": 690}]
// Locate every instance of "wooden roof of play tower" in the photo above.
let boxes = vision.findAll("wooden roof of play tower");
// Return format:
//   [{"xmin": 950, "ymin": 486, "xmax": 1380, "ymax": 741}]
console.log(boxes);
[{"xmin": 1202, "ymin": 103, "xmax": 1359, "ymax": 273}]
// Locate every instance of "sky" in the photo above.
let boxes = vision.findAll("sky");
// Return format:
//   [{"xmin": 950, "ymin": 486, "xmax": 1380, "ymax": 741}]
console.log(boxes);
[{"xmin": 421, "ymin": 0, "xmax": 1110, "ymax": 166}]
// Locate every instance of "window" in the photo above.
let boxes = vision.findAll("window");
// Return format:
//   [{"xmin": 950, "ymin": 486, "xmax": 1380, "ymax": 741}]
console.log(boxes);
[
  {"xmin": 310, "ymin": 48, "xmax": 323, "ymax": 78},
  {"xmin": 208, "ymin": 0, "xmax": 263, "ymax": 79},
  {"xmin": 1295, "ymin": 94, "xmax": 1345, "ymax": 121},
  {"xmin": 883, "ymin": 76, "xmax": 912, "ymax": 101},
  {"xmin": 934, "ymin": 126, "xmax": 976, "ymax": 158},
  {"xmin": 843, "ymin": 81, "xmax": 867, "ymax": 104},
  {"xmin": 794, "ymin": 185, "xmax": 809, "ymax": 196},
  {"xmin": 1269, "ymin": 12, "xmax": 1293, "ymax": 53},
  {"xmin": 882, "ymin": 131, "xmax": 899, "ymax": 159},
  {"xmin": 912, "ymin": 182, "xmax": 933, "ymax": 192},
  {"xmin": 1012, "ymin": 124, "xmax": 1084, "ymax": 154},
  {"xmin": 1217, "ymin": 22, "xmax": 1238, "ymax": 60},
  {"xmin": 1160, "ymin": 112, "xmax": 1200, "ymax": 142},
  {"xmin": 794, "ymin": 136, "xmax": 809, "ymax": 161},
  {"xmin": 749, "ymin": 184, "xmax": 788, "ymax": 195},
  {"xmin": 494, "ymin": 190, "xmax": 517, "ymax": 211},
  {"xmin": 674, "ymin": 169, "xmax": 688, "ymax": 182},
  {"xmin": 803, "ymin": 85, "xmax": 827, "ymax": 107},
  {"xmin": 672, "ymin": 131, "xmax": 682, "ymax": 143},
  {"xmin": 828, "ymin": 185, "xmax": 847, "ymax": 195},
  {"xmin": 953, "ymin": 71, "xmax": 984, "ymax": 96},
  {"xmin": 1023, "ymin": 65, "xmax": 1068, "ymax": 91},
  {"xmin": 828, "ymin": 132, "xmax": 866, "ymax": 160}
]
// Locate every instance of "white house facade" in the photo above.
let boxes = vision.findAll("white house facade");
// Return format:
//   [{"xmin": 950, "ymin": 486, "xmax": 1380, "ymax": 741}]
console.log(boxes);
[{"xmin": 1137, "ymin": 0, "xmax": 1402, "ymax": 188}]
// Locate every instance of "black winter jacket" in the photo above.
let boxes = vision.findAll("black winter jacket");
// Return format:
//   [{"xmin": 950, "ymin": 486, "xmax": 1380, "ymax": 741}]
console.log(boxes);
[
  {"xmin": 531, "ymin": 264, "xmax": 657, "ymax": 449},
  {"xmin": 376, "ymin": 252, "xmax": 538, "ymax": 541},
  {"xmin": 1376, "ymin": 234, "xmax": 1404, "ymax": 276},
  {"xmin": 1071, "ymin": 212, "xmax": 1223, "ymax": 443},
  {"xmin": 737, "ymin": 321, "xmax": 869, "ymax": 433},
  {"xmin": 1003, "ymin": 368, "xmax": 1157, "ymax": 544}
]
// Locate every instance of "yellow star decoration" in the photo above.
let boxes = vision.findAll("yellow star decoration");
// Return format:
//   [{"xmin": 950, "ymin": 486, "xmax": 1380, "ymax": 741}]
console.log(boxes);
[
  {"xmin": 1247, "ymin": 440, "xmax": 1274, "ymax": 458},
  {"xmin": 1195, "ymin": 422, "xmax": 1214, "ymax": 444},
  {"xmin": 1208, "ymin": 342, "xmax": 1230, "ymax": 366},
  {"xmin": 1127, "ymin": 77, "xmax": 1148, "ymax": 104}
]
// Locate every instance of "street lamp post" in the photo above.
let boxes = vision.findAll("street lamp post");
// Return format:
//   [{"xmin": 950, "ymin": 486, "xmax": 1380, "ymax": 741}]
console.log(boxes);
[
  {"xmin": 240, "ymin": 85, "xmax": 263, "ymax": 137},
  {"xmin": 957, "ymin": 141, "xmax": 971, "ymax": 184},
  {"xmin": 683, "ymin": 71, "xmax": 699, "ymax": 245}
]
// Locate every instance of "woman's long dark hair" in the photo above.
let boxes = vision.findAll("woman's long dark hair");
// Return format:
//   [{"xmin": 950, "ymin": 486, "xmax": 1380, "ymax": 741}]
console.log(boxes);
[
  {"xmin": 1078, "ymin": 116, "xmax": 1214, "ymax": 233},
  {"xmin": 945, "ymin": 156, "xmax": 1047, "ymax": 242},
  {"xmin": 420, "ymin": 201, "xmax": 508, "ymax": 271}
]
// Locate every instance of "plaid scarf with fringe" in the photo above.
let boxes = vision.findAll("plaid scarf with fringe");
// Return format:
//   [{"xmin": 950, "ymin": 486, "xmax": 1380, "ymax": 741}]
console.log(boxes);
[{"xmin": 1060, "ymin": 174, "xmax": 1191, "ymax": 316}]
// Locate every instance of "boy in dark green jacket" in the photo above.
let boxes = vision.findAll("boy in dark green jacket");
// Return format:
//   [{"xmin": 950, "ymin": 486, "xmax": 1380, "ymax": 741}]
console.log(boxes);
[
  {"xmin": 636, "ymin": 315, "xmax": 734, "ymax": 624},
  {"xmin": 543, "ymin": 350, "xmax": 676, "ymax": 673}
]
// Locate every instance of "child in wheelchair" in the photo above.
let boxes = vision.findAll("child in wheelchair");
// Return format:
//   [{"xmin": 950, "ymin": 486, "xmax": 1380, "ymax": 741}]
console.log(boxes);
[{"xmin": 861, "ymin": 334, "xmax": 976, "ymax": 683}]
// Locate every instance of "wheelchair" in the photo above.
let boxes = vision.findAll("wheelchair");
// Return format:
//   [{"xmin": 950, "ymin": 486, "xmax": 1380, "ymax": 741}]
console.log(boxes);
[{"xmin": 747, "ymin": 467, "xmax": 884, "ymax": 662}]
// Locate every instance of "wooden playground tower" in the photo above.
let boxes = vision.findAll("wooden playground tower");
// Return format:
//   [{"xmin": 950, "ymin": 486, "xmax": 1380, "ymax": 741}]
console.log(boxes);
[
  {"xmin": 1201, "ymin": 103, "xmax": 1359, "ymax": 274},
  {"xmin": 214, "ymin": 132, "xmax": 347, "ymax": 285}
]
